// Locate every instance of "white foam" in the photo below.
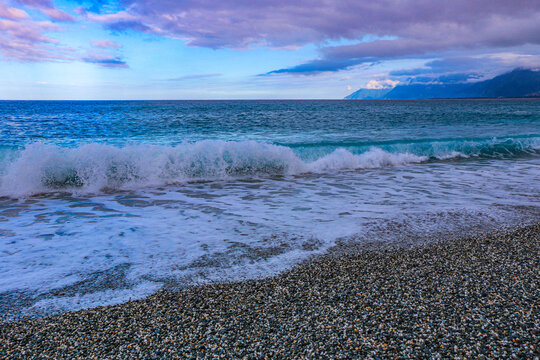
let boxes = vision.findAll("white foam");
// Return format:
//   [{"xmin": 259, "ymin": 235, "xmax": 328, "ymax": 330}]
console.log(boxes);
[
  {"xmin": 309, "ymin": 147, "xmax": 426, "ymax": 171},
  {"xmin": 0, "ymin": 143, "xmax": 538, "ymax": 319},
  {"xmin": 0, "ymin": 141, "xmax": 426, "ymax": 197},
  {"xmin": 28, "ymin": 282, "xmax": 162, "ymax": 315}
]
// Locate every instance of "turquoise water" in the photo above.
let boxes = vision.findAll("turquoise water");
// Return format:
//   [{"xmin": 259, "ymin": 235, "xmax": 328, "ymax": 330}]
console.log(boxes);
[
  {"xmin": 0, "ymin": 100, "xmax": 539, "ymax": 317},
  {"xmin": 2, "ymin": 99, "xmax": 539, "ymax": 148}
]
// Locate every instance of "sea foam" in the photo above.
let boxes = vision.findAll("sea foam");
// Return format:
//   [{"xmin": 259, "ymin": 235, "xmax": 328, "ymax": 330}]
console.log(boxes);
[
  {"xmin": 0, "ymin": 141, "xmax": 426, "ymax": 197},
  {"xmin": 0, "ymin": 137, "xmax": 538, "ymax": 197}
]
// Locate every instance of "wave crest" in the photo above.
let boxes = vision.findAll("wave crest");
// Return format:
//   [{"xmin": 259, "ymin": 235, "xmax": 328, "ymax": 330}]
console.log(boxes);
[
  {"xmin": 0, "ymin": 136, "xmax": 538, "ymax": 197},
  {"xmin": 0, "ymin": 141, "xmax": 426, "ymax": 196}
]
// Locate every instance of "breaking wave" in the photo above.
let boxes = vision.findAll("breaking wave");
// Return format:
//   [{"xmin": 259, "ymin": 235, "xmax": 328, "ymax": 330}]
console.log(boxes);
[{"xmin": 0, "ymin": 137, "xmax": 538, "ymax": 197}]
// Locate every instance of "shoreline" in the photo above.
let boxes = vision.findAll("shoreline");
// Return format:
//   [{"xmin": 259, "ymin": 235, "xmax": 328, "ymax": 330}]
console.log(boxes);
[{"xmin": 1, "ymin": 222, "xmax": 539, "ymax": 358}]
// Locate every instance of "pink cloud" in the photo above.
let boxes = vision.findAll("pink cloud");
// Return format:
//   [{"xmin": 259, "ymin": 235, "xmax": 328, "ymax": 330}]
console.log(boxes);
[
  {"xmin": 0, "ymin": 18, "xmax": 72, "ymax": 61},
  {"xmin": 83, "ymin": 10, "xmax": 138, "ymax": 24},
  {"xmin": 0, "ymin": 1, "xmax": 133, "ymax": 67},
  {"xmin": 14, "ymin": 0, "xmax": 74, "ymax": 22},
  {"xmin": 0, "ymin": 0, "xmax": 73, "ymax": 61},
  {"xmin": 41, "ymin": 7, "xmax": 74, "ymax": 22},
  {"xmin": 92, "ymin": 39, "xmax": 122, "ymax": 49},
  {"xmin": 0, "ymin": 1, "xmax": 28, "ymax": 19}
]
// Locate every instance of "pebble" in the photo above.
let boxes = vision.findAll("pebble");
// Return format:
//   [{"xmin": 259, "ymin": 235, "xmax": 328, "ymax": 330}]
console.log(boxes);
[{"xmin": 1, "ymin": 223, "xmax": 539, "ymax": 359}]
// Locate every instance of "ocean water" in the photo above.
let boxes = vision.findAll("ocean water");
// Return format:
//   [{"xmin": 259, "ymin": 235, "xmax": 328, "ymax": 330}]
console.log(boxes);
[{"xmin": 1, "ymin": 100, "xmax": 539, "ymax": 318}]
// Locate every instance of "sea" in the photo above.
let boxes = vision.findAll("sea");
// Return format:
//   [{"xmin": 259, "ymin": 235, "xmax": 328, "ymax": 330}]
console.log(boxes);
[{"xmin": 1, "ymin": 99, "xmax": 539, "ymax": 319}]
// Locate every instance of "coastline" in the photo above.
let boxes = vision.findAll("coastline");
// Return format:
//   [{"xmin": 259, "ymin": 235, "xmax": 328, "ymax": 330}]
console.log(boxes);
[{"xmin": 1, "ymin": 223, "xmax": 538, "ymax": 359}]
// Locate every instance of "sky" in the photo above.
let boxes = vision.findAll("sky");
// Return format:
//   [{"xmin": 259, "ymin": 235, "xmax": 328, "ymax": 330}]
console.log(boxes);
[{"xmin": 0, "ymin": 0, "xmax": 539, "ymax": 99}]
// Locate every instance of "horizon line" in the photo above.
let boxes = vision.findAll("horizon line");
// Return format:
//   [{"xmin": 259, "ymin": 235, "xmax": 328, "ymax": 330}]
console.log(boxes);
[{"xmin": 1, "ymin": 97, "xmax": 539, "ymax": 101}]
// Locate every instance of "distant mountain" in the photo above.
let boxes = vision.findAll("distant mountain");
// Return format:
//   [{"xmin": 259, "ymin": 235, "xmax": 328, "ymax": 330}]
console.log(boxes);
[
  {"xmin": 344, "ymin": 88, "xmax": 392, "ymax": 100},
  {"xmin": 345, "ymin": 69, "xmax": 540, "ymax": 100}
]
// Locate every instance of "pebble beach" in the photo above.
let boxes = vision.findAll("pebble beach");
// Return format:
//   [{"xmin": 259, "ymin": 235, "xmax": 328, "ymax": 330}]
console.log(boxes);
[{"xmin": 1, "ymin": 223, "xmax": 539, "ymax": 359}]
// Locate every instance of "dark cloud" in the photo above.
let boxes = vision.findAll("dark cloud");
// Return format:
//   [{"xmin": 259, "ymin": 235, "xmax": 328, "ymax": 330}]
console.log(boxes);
[
  {"xmin": 80, "ymin": 0, "xmax": 540, "ymax": 74},
  {"xmin": 83, "ymin": 53, "xmax": 128, "ymax": 68},
  {"xmin": 78, "ymin": 0, "xmax": 540, "ymax": 74},
  {"xmin": 268, "ymin": 58, "xmax": 368, "ymax": 75},
  {"xmin": 4, "ymin": 0, "xmax": 540, "ymax": 74},
  {"xmin": 106, "ymin": 0, "xmax": 540, "ymax": 48},
  {"xmin": 105, "ymin": 20, "xmax": 151, "ymax": 33},
  {"xmin": 275, "ymin": 21, "xmax": 540, "ymax": 74}
]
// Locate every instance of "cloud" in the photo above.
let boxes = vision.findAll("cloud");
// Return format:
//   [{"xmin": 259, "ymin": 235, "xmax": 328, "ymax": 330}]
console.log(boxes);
[
  {"xmin": 0, "ymin": 1, "xmax": 28, "ymax": 19},
  {"xmin": 388, "ymin": 53, "xmax": 540, "ymax": 84},
  {"xmin": 0, "ymin": 0, "xmax": 126, "ymax": 67},
  {"xmin": 80, "ymin": 9, "xmax": 155, "ymax": 33},
  {"xmin": 87, "ymin": 40, "xmax": 127, "ymax": 68},
  {"xmin": 0, "ymin": 0, "xmax": 75, "ymax": 61},
  {"xmin": 267, "ymin": 58, "xmax": 369, "ymax": 75},
  {"xmin": 92, "ymin": 39, "xmax": 121, "ymax": 48},
  {"xmin": 365, "ymin": 79, "xmax": 399, "ymax": 89},
  {"xmin": 82, "ymin": 1, "xmax": 540, "ymax": 52},
  {"xmin": 0, "ymin": 17, "xmax": 71, "ymax": 61},
  {"xmin": 82, "ymin": 52, "xmax": 128, "ymax": 68},
  {"xmin": 41, "ymin": 7, "xmax": 74, "ymax": 21},
  {"xmin": 78, "ymin": 0, "xmax": 540, "ymax": 75},
  {"xmin": 388, "ymin": 68, "xmax": 431, "ymax": 77},
  {"xmin": 274, "ymin": 18, "xmax": 540, "ymax": 74},
  {"xmin": 3, "ymin": 0, "xmax": 540, "ymax": 77},
  {"xmin": 14, "ymin": 0, "xmax": 74, "ymax": 21},
  {"xmin": 166, "ymin": 73, "xmax": 221, "ymax": 81}
]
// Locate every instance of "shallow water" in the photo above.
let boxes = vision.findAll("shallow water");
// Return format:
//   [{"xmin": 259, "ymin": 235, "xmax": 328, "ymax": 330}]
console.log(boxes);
[{"xmin": 0, "ymin": 100, "xmax": 539, "ymax": 317}]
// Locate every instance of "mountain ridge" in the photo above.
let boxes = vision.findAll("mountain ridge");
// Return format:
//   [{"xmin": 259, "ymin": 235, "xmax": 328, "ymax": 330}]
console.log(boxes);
[{"xmin": 345, "ymin": 68, "xmax": 540, "ymax": 100}]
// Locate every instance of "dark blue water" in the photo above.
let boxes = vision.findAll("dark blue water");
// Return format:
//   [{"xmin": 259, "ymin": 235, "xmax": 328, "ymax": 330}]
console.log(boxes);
[
  {"xmin": 2, "ymin": 100, "xmax": 539, "ymax": 146},
  {"xmin": 0, "ymin": 100, "xmax": 539, "ymax": 318}
]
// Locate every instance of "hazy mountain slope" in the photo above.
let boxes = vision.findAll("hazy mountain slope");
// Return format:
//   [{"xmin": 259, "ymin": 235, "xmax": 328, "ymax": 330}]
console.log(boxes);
[{"xmin": 345, "ymin": 69, "xmax": 540, "ymax": 99}]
